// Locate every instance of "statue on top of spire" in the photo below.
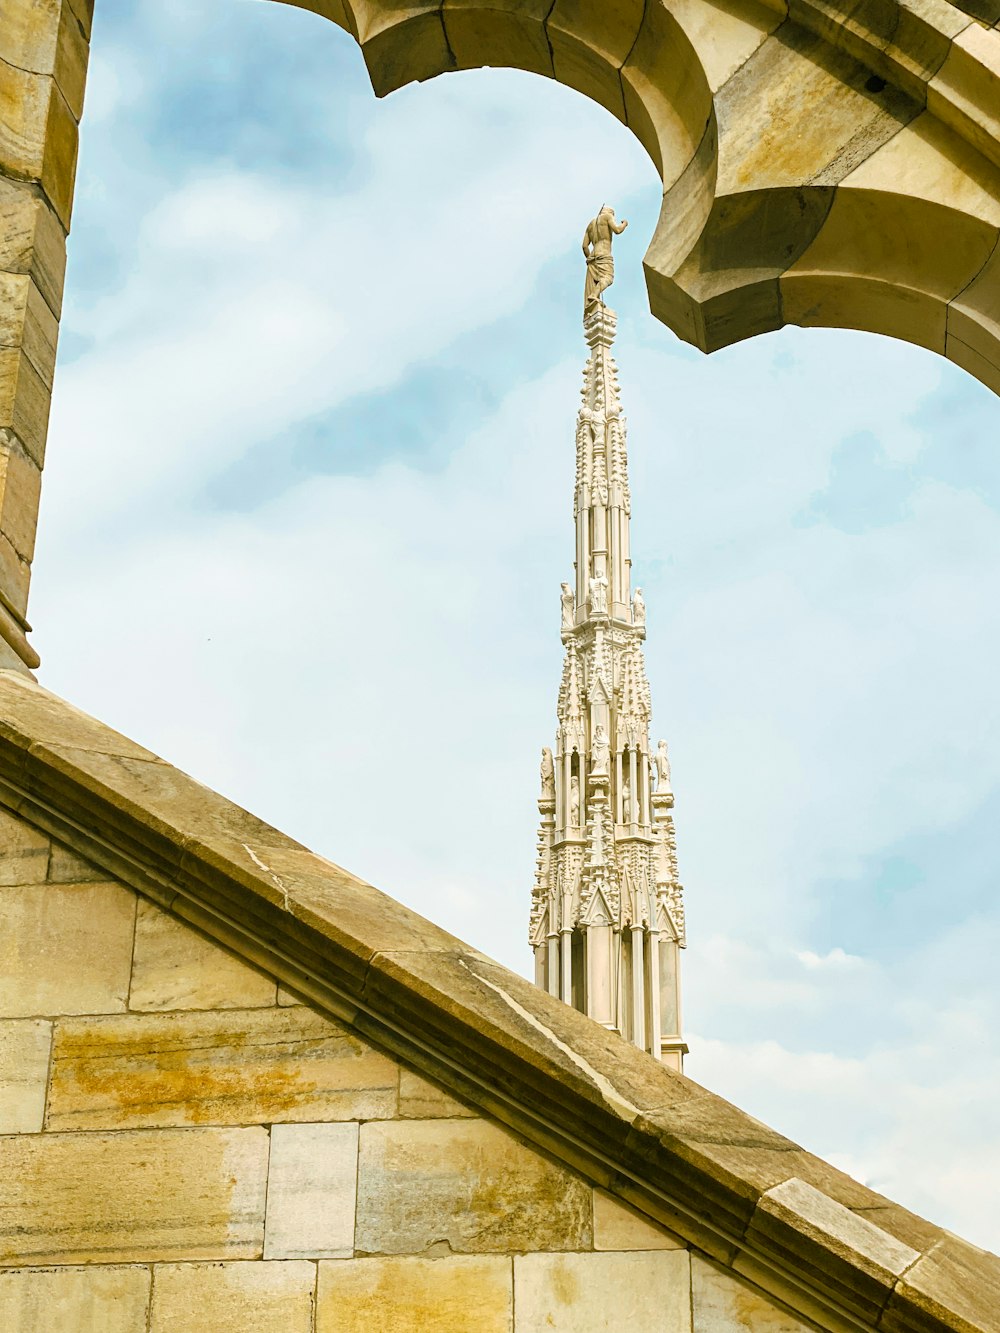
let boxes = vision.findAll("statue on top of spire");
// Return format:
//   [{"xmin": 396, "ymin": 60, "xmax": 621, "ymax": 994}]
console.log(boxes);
[{"xmin": 582, "ymin": 205, "xmax": 628, "ymax": 313}]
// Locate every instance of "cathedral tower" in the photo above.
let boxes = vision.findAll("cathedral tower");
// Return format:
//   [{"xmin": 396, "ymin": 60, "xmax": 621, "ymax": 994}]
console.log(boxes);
[{"xmin": 529, "ymin": 284, "xmax": 687, "ymax": 1069}]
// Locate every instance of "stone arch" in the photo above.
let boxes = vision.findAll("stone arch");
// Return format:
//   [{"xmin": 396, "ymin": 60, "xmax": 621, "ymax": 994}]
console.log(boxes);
[
  {"xmin": 279, "ymin": 0, "xmax": 1000, "ymax": 395},
  {"xmin": 1, "ymin": 0, "xmax": 999, "ymax": 670}
]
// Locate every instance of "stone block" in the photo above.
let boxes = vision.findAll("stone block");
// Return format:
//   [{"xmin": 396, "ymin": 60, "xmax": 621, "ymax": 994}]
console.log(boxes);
[
  {"xmin": 0, "ymin": 60, "xmax": 50, "ymax": 181},
  {"xmin": 149, "ymin": 1261, "xmax": 315, "ymax": 1333},
  {"xmin": 593, "ymin": 1189, "xmax": 684, "ymax": 1250},
  {"xmin": 48, "ymin": 1004, "xmax": 398, "ymax": 1131},
  {"xmin": 47, "ymin": 838, "xmax": 106, "ymax": 882},
  {"xmin": 882, "ymin": 1233, "xmax": 1000, "ymax": 1333},
  {"xmin": 442, "ymin": 1, "xmax": 553, "ymax": 77},
  {"xmin": 0, "ymin": 433, "xmax": 41, "ymax": 561},
  {"xmin": 398, "ymin": 1065, "xmax": 475, "ymax": 1118},
  {"xmin": 0, "ymin": 530, "xmax": 28, "ymax": 623},
  {"xmin": 0, "ymin": 806, "xmax": 47, "ymax": 884},
  {"xmin": 355, "ymin": 1118, "xmax": 591, "ymax": 1255},
  {"xmin": 0, "ymin": 272, "xmax": 57, "ymax": 387},
  {"xmin": 316, "ymin": 1254, "xmax": 513, "ymax": 1332},
  {"xmin": 129, "ymin": 898, "xmax": 276, "ymax": 1011},
  {"xmin": 0, "ymin": 1126, "xmax": 268, "ymax": 1263},
  {"xmin": 0, "ymin": 880, "xmax": 135, "ymax": 1017},
  {"xmin": 0, "ymin": 1018, "xmax": 51, "ymax": 1132},
  {"xmin": 514, "ymin": 1249, "xmax": 692, "ymax": 1331},
  {"xmin": 747, "ymin": 1177, "xmax": 919, "ymax": 1321},
  {"xmin": 0, "ymin": 177, "xmax": 67, "ymax": 319},
  {"xmin": 0, "ymin": 345, "xmax": 49, "ymax": 465},
  {"xmin": 692, "ymin": 1253, "xmax": 816, "ymax": 1331},
  {"xmin": 264, "ymin": 1122, "xmax": 359, "ymax": 1259},
  {"xmin": 0, "ymin": 669, "xmax": 159, "ymax": 758},
  {"xmin": 0, "ymin": 1265, "xmax": 151, "ymax": 1332}
]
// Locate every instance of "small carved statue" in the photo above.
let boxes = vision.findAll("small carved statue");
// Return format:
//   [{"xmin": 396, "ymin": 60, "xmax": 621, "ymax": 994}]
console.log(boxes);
[
  {"xmin": 632, "ymin": 587, "xmax": 646, "ymax": 625},
  {"xmin": 654, "ymin": 739, "xmax": 672, "ymax": 793},
  {"xmin": 560, "ymin": 581, "xmax": 574, "ymax": 629},
  {"xmin": 591, "ymin": 724, "xmax": 610, "ymax": 776},
  {"xmin": 582, "ymin": 205, "xmax": 628, "ymax": 313},
  {"xmin": 589, "ymin": 575, "xmax": 608, "ymax": 615},
  {"xmin": 540, "ymin": 747, "xmax": 555, "ymax": 799},
  {"xmin": 569, "ymin": 775, "xmax": 580, "ymax": 826},
  {"xmin": 621, "ymin": 777, "xmax": 634, "ymax": 823}
]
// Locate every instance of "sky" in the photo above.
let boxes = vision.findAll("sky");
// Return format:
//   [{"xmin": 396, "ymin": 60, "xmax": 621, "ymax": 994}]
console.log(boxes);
[{"xmin": 28, "ymin": 0, "xmax": 1000, "ymax": 1250}]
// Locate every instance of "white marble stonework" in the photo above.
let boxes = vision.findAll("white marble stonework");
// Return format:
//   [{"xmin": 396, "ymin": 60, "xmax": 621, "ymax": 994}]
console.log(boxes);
[{"xmin": 530, "ymin": 248, "xmax": 687, "ymax": 1067}]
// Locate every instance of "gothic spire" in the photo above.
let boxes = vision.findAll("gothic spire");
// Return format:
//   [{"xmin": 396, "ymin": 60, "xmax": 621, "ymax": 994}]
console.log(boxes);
[{"xmin": 529, "ymin": 216, "xmax": 686, "ymax": 1067}]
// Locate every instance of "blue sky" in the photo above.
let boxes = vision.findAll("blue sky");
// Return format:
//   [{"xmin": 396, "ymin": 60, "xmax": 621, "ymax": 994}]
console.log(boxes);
[{"xmin": 31, "ymin": 0, "xmax": 1000, "ymax": 1249}]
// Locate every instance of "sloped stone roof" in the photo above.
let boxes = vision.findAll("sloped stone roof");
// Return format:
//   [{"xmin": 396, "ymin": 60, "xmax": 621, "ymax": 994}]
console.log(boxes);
[{"xmin": 0, "ymin": 668, "xmax": 996, "ymax": 1333}]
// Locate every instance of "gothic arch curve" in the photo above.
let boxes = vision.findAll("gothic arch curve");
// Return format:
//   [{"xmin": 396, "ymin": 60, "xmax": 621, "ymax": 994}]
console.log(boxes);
[{"xmin": 279, "ymin": 0, "xmax": 1000, "ymax": 395}]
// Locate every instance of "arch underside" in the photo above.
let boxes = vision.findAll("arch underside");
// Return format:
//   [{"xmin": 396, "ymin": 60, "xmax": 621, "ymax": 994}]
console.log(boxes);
[{"xmin": 284, "ymin": 0, "xmax": 1000, "ymax": 395}]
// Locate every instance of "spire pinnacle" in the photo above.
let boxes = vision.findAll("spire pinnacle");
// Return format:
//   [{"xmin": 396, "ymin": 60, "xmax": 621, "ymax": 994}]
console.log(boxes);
[{"xmin": 528, "ymin": 227, "xmax": 687, "ymax": 1069}]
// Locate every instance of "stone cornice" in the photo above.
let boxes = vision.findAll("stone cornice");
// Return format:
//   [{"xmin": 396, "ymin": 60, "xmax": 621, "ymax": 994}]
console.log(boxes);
[{"xmin": 0, "ymin": 669, "xmax": 996, "ymax": 1332}]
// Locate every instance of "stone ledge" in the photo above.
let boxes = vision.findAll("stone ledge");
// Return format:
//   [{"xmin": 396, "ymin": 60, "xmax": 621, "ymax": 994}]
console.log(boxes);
[{"xmin": 0, "ymin": 670, "xmax": 996, "ymax": 1331}]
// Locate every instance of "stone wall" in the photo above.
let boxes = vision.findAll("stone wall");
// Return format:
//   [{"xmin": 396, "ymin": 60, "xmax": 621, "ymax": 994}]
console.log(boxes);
[{"xmin": 0, "ymin": 803, "xmax": 816, "ymax": 1331}]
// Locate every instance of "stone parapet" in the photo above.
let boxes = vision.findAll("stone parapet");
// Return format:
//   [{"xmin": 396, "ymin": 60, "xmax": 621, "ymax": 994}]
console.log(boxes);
[{"xmin": 0, "ymin": 669, "xmax": 995, "ymax": 1333}]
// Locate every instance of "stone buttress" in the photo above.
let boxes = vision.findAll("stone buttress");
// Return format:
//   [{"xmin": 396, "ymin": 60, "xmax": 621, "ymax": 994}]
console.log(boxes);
[{"xmin": 530, "ymin": 304, "xmax": 687, "ymax": 1069}]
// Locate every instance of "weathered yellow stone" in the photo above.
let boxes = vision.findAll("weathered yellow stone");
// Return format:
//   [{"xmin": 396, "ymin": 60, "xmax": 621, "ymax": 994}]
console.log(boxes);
[
  {"xmin": 358, "ymin": 7, "xmax": 453, "ymax": 98},
  {"xmin": 48, "ymin": 1004, "xmax": 398, "ymax": 1130},
  {"xmin": 0, "ymin": 177, "xmax": 67, "ymax": 318},
  {"xmin": 0, "ymin": 344, "xmax": 50, "ymax": 465},
  {"xmin": 149, "ymin": 1260, "xmax": 315, "ymax": 1333},
  {"xmin": 692, "ymin": 1252, "xmax": 815, "ymax": 1332},
  {"xmin": 0, "ymin": 806, "xmax": 48, "ymax": 885},
  {"xmin": 398, "ymin": 1065, "xmax": 476, "ymax": 1118},
  {"xmin": 355, "ymin": 1118, "xmax": 591, "ymax": 1254},
  {"xmin": 0, "ymin": 529, "xmax": 28, "ymax": 622},
  {"xmin": 129, "ymin": 898, "xmax": 276, "ymax": 1011},
  {"xmin": 47, "ymin": 837, "xmax": 106, "ymax": 882},
  {"xmin": 0, "ymin": 880, "xmax": 135, "ymax": 1017},
  {"xmin": 593, "ymin": 1189, "xmax": 685, "ymax": 1250},
  {"xmin": 668, "ymin": 0, "xmax": 778, "ymax": 93},
  {"xmin": 282, "ymin": 0, "xmax": 352, "ymax": 31},
  {"xmin": 514, "ymin": 1250, "xmax": 692, "ymax": 1331},
  {"xmin": 947, "ymin": 331, "xmax": 1000, "ymax": 397},
  {"xmin": 0, "ymin": 0, "xmax": 62, "ymax": 71},
  {"xmin": 621, "ymin": 1, "xmax": 711, "ymax": 181},
  {"xmin": 0, "ymin": 60, "xmax": 50, "ymax": 181},
  {"xmin": 264, "ymin": 1122, "xmax": 359, "ymax": 1259},
  {"xmin": 715, "ymin": 31, "xmax": 914, "ymax": 196},
  {"xmin": 842, "ymin": 111, "xmax": 1000, "ymax": 227},
  {"xmin": 0, "ymin": 0, "xmax": 87, "ymax": 117},
  {"xmin": 39, "ymin": 79, "xmax": 80, "ymax": 228},
  {"xmin": 782, "ymin": 189, "xmax": 999, "ymax": 353},
  {"xmin": 0, "ymin": 434, "xmax": 41, "ymax": 561},
  {"xmin": 442, "ymin": 1, "xmax": 553, "ymax": 77},
  {"xmin": 0, "ymin": 1265, "xmax": 151, "ymax": 1333},
  {"xmin": 0, "ymin": 1126, "xmax": 269, "ymax": 1263},
  {"xmin": 547, "ymin": 0, "xmax": 644, "ymax": 120},
  {"xmin": 929, "ymin": 21, "xmax": 1000, "ymax": 173},
  {"xmin": 0, "ymin": 1019, "xmax": 51, "ymax": 1132},
  {"xmin": 0, "ymin": 272, "xmax": 58, "ymax": 387},
  {"xmin": 316, "ymin": 1255, "xmax": 513, "ymax": 1332}
]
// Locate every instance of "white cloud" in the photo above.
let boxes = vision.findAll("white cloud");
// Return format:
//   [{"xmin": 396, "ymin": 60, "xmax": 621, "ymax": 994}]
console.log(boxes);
[{"xmin": 796, "ymin": 947, "xmax": 865, "ymax": 970}]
